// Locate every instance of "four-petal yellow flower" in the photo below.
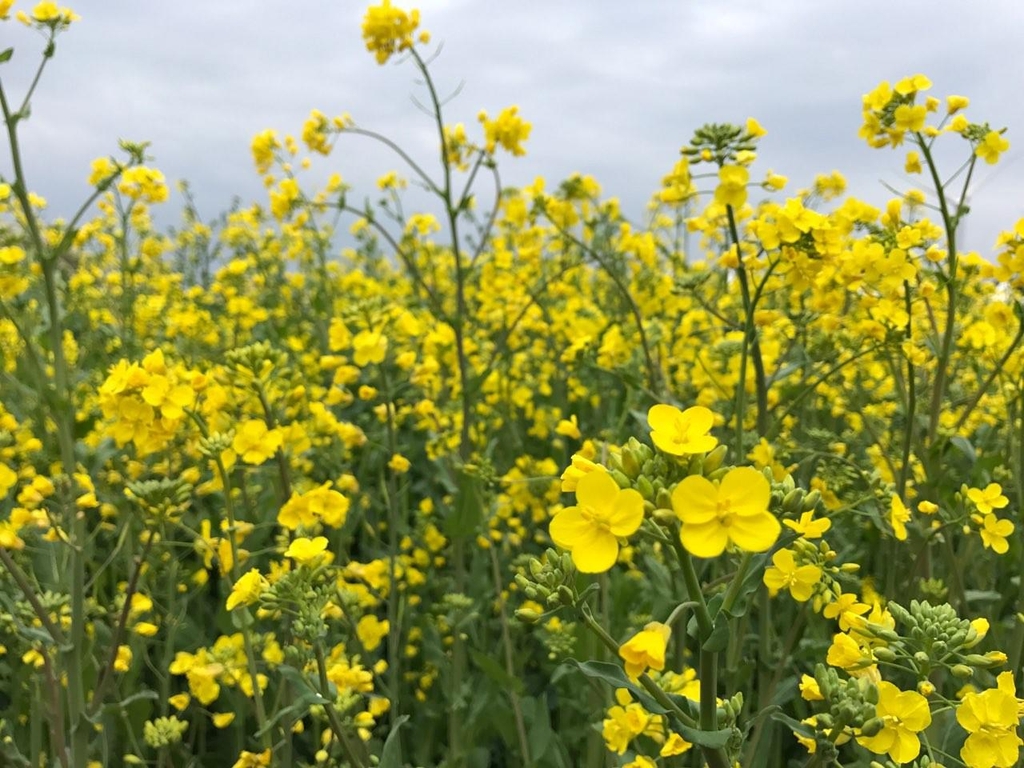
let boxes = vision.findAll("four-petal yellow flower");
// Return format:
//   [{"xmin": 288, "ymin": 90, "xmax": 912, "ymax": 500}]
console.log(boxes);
[{"xmin": 550, "ymin": 470, "xmax": 644, "ymax": 573}]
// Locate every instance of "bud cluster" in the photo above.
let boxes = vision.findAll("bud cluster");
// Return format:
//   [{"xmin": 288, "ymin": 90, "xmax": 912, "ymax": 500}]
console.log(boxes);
[
  {"xmin": 514, "ymin": 549, "xmax": 576, "ymax": 618},
  {"xmin": 224, "ymin": 341, "xmax": 288, "ymax": 386},
  {"xmin": 125, "ymin": 477, "xmax": 193, "ymax": 521},
  {"xmin": 681, "ymin": 123, "xmax": 760, "ymax": 167},
  {"xmin": 876, "ymin": 599, "xmax": 1001, "ymax": 679},
  {"xmin": 810, "ymin": 664, "xmax": 878, "ymax": 737}
]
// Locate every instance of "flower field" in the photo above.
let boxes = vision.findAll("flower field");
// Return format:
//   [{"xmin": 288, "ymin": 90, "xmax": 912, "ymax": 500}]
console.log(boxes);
[{"xmin": 3, "ymin": 3, "xmax": 1024, "ymax": 767}]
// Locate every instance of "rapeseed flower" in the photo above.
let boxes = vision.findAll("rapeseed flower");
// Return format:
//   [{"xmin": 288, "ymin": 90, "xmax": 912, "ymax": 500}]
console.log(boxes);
[
  {"xmin": 671, "ymin": 467, "xmax": 779, "ymax": 558},
  {"xmin": 618, "ymin": 621, "xmax": 670, "ymax": 678},
  {"xmin": 647, "ymin": 404, "xmax": 717, "ymax": 456},
  {"xmin": 956, "ymin": 671, "xmax": 1023, "ymax": 768},
  {"xmin": 549, "ymin": 470, "xmax": 643, "ymax": 573},
  {"xmin": 857, "ymin": 681, "xmax": 931, "ymax": 763}
]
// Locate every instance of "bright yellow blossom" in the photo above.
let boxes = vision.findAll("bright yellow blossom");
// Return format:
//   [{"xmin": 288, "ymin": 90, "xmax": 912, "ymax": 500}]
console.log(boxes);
[
  {"xmin": 618, "ymin": 622, "xmax": 670, "ymax": 678},
  {"xmin": 671, "ymin": 467, "xmax": 780, "ymax": 558},
  {"xmin": 857, "ymin": 681, "xmax": 931, "ymax": 763},
  {"xmin": 647, "ymin": 404, "xmax": 717, "ymax": 456},
  {"xmin": 549, "ymin": 470, "xmax": 644, "ymax": 573}
]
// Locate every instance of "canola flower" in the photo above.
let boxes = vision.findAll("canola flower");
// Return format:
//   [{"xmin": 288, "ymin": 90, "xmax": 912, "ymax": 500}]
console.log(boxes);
[
  {"xmin": 549, "ymin": 470, "xmax": 644, "ymax": 572},
  {"xmin": 671, "ymin": 467, "xmax": 780, "ymax": 558}
]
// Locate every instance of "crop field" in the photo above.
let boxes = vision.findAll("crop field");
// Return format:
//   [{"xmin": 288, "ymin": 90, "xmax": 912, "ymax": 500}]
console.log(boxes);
[{"xmin": 1, "ymin": 3, "xmax": 1023, "ymax": 768}]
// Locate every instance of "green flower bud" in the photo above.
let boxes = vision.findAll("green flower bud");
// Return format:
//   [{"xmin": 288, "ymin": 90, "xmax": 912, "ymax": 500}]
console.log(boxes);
[
  {"xmin": 656, "ymin": 487, "xmax": 674, "ymax": 511},
  {"xmin": 859, "ymin": 717, "xmax": 884, "ymax": 738},
  {"xmin": 873, "ymin": 647, "xmax": 897, "ymax": 662},
  {"xmin": 688, "ymin": 453, "xmax": 704, "ymax": 476},
  {"xmin": 653, "ymin": 507, "xmax": 677, "ymax": 525},
  {"xmin": 636, "ymin": 475, "xmax": 655, "ymax": 502},
  {"xmin": 529, "ymin": 558, "xmax": 544, "ymax": 578},
  {"xmin": 703, "ymin": 444, "xmax": 728, "ymax": 473},
  {"xmin": 515, "ymin": 608, "xmax": 542, "ymax": 624},
  {"xmin": 609, "ymin": 469, "xmax": 632, "ymax": 490},
  {"xmin": 951, "ymin": 664, "xmax": 973, "ymax": 678},
  {"xmin": 557, "ymin": 585, "xmax": 575, "ymax": 606},
  {"xmin": 801, "ymin": 489, "xmax": 821, "ymax": 511},
  {"xmin": 782, "ymin": 488, "xmax": 804, "ymax": 513}
]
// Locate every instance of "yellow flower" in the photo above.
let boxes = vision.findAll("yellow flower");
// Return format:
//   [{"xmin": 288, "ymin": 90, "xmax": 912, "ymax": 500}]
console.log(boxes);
[
  {"xmin": 555, "ymin": 415, "xmax": 581, "ymax": 440},
  {"xmin": 232, "ymin": 420, "xmax": 283, "ymax": 465},
  {"xmin": 479, "ymin": 106, "xmax": 532, "ymax": 156},
  {"xmin": 979, "ymin": 514, "xmax": 1014, "ymax": 555},
  {"xmin": 352, "ymin": 329, "xmax": 388, "ymax": 366},
  {"xmin": 763, "ymin": 548, "xmax": 821, "ymax": 601},
  {"xmin": 284, "ymin": 536, "xmax": 330, "ymax": 566},
  {"xmin": 671, "ymin": 467, "xmax": 780, "ymax": 558},
  {"xmin": 659, "ymin": 732, "xmax": 692, "ymax": 756},
  {"xmin": 559, "ymin": 453, "xmax": 605, "ymax": 493},
  {"xmin": 890, "ymin": 494, "xmax": 910, "ymax": 541},
  {"xmin": 361, "ymin": 0, "xmax": 423, "ymax": 65},
  {"xmin": 388, "ymin": 453, "xmax": 411, "ymax": 474},
  {"xmin": 976, "ymin": 130, "xmax": 1010, "ymax": 165},
  {"xmin": 967, "ymin": 483, "xmax": 1009, "ymax": 515},
  {"xmin": 226, "ymin": 568, "xmax": 269, "ymax": 611},
  {"xmin": 647, "ymin": 404, "xmax": 717, "ymax": 456},
  {"xmin": 857, "ymin": 681, "xmax": 931, "ymax": 763},
  {"xmin": 957, "ymin": 671, "xmax": 1023, "ymax": 768},
  {"xmin": 168, "ymin": 693, "xmax": 190, "ymax": 712},
  {"xmin": 619, "ymin": 622, "xmax": 671, "ymax": 678},
  {"xmin": 133, "ymin": 621, "xmax": 159, "ymax": 637},
  {"xmin": 549, "ymin": 470, "xmax": 644, "ymax": 573},
  {"xmin": 114, "ymin": 645, "xmax": 133, "ymax": 673},
  {"xmin": 356, "ymin": 615, "xmax": 391, "ymax": 652},
  {"xmin": 714, "ymin": 165, "xmax": 749, "ymax": 208},
  {"xmin": 783, "ymin": 510, "xmax": 831, "ymax": 539},
  {"xmin": 232, "ymin": 750, "xmax": 272, "ymax": 768},
  {"xmin": 212, "ymin": 712, "xmax": 236, "ymax": 728}
]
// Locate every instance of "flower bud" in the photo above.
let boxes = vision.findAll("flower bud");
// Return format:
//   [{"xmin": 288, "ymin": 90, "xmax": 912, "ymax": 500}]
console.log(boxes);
[
  {"xmin": 951, "ymin": 664, "xmax": 973, "ymax": 678},
  {"xmin": 872, "ymin": 647, "xmax": 897, "ymax": 662},
  {"xmin": 656, "ymin": 487, "xmax": 674, "ymax": 511},
  {"xmin": 703, "ymin": 444, "xmax": 728, "ymax": 473},
  {"xmin": 859, "ymin": 717, "xmax": 884, "ymax": 738},
  {"xmin": 636, "ymin": 475, "xmax": 655, "ymax": 502},
  {"xmin": 802, "ymin": 490, "xmax": 821, "ymax": 511},
  {"xmin": 515, "ymin": 608, "xmax": 542, "ymax": 624},
  {"xmin": 782, "ymin": 488, "xmax": 804, "ymax": 513},
  {"xmin": 609, "ymin": 470, "xmax": 632, "ymax": 490}
]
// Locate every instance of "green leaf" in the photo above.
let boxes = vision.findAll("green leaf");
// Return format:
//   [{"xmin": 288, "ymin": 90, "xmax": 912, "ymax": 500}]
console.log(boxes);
[
  {"xmin": 562, "ymin": 660, "xmax": 732, "ymax": 748},
  {"xmin": 379, "ymin": 714, "xmax": 410, "ymax": 768},
  {"xmin": 469, "ymin": 647, "xmax": 524, "ymax": 695},
  {"xmin": 446, "ymin": 467, "xmax": 484, "ymax": 538},
  {"xmin": 0, "ymin": 48, "xmax": 12, "ymax": 64},
  {"xmin": 950, "ymin": 436, "xmax": 976, "ymax": 463}
]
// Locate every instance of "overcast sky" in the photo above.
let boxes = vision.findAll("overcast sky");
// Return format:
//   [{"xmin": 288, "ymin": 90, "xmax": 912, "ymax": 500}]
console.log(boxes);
[{"xmin": 3, "ymin": 1, "xmax": 1023, "ymax": 256}]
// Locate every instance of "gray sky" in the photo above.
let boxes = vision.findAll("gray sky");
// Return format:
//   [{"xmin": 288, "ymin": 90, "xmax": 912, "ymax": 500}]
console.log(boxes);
[{"xmin": 4, "ymin": 1, "xmax": 1023, "ymax": 255}]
